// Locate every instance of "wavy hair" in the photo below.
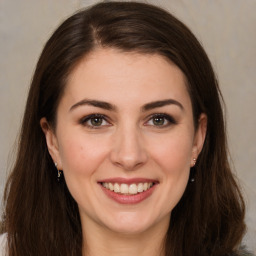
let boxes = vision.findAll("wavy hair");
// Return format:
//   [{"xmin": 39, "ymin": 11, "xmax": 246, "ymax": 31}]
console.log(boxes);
[{"xmin": 2, "ymin": 2, "xmax": 245, "ymax": 256}]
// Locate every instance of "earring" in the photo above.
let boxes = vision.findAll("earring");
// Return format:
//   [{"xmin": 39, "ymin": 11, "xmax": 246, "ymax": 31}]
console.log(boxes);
[
  {"xmin": 58, "ymin": 170, "xmax": 62, "ymax": 180},
  {"xmin": 192, "ymin": 158, "xmax": 196, "ymax": 167},
  {"xmin": 190, "ymin": 158, "xmax": 197, "ymax": 182},
  {"xmin": 189, "ymin": 168, "xmax": 195, "ymax": 182},
  {"xmin": 54, "ymin": 162, "xmax": 63, "ymax": 182}
]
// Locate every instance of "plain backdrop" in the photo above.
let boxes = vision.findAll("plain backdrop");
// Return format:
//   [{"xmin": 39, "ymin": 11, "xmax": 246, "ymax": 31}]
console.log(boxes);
[{"xmin": 0, "ymin": 0, "xmax": 255, "ymax": 252}]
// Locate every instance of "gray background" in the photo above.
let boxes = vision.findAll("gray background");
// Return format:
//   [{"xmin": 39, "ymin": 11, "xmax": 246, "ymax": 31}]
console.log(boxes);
[{"xmin": 0, "ymin": 0, "xmax": 255, "ymax": 252}]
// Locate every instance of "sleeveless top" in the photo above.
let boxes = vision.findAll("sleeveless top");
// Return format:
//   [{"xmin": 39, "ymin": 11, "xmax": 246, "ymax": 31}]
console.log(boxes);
[{"xmin": 0, "ymin": 233, "xmax": 7, "ymax": 256}]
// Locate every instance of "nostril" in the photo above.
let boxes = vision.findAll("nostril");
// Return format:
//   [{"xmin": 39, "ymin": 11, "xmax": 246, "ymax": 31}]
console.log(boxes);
[{"xmin": 109, "ymin": 145, "xmax": 148, "ymax": 171}]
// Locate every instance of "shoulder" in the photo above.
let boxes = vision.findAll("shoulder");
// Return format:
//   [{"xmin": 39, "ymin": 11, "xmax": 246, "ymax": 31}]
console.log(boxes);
[
  {"xmin": 0, "ymin": 233, "xmax": 7, "ymax": 256},
  {"xmin": 232, "ymin": 247, "xmax": 256, "ymax": 256}
]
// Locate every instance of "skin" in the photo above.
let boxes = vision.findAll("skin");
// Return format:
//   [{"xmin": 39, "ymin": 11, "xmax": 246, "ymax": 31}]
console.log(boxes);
[{"xmin": 41, "ymin": 48, "xmax": 207, "ymax": 256}]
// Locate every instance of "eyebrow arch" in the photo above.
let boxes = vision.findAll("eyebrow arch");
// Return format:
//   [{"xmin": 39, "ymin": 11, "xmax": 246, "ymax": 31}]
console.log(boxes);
[
  {"xmin": 69, "ymin": 99, "xmax": 117, "ymax": 112},
  {"xmin": 142, "ymin": 99, "xmax": 184, "ymax": 111}
]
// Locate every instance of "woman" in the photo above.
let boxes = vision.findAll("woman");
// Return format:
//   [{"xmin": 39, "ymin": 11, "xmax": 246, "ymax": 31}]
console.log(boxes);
[{"xmin": 0, "ymin": 1, "xmax": 252, "ymax": 256}]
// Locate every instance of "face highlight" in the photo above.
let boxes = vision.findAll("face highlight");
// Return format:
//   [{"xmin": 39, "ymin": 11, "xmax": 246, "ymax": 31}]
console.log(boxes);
[{"xmin": 41, "ymin": 48, "xmax": 206, "ymax": 236}]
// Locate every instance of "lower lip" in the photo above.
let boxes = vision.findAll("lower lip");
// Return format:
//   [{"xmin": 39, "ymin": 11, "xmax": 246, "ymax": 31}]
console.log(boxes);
[{"xmin": 100, "ymin": 184, "xmax": 157, "ymax": 204}]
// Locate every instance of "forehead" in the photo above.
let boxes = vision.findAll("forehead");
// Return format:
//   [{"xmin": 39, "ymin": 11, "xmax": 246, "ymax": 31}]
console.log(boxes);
[{"xmin": 62, "ymin": 48, "xmax": 191, "ymax": 110}]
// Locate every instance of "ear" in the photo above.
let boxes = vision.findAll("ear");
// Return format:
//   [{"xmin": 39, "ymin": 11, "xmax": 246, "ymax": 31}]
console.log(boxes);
[
  {"xmin": 191, "ymin": 113, "xmax": 207, "ymax": 166},
  {"xmin": 40, "ymin": 117, "xmax": 63, "ymax": 170}
]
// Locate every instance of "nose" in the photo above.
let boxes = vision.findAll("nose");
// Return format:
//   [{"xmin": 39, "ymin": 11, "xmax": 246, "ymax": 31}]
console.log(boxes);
[{"xmin": 110, "ymin": 125, "xmax": 148, "ymax": 171}]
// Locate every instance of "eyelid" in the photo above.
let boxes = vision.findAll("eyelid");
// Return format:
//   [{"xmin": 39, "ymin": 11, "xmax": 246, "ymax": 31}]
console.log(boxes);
[
  {"xmin": 79, "ymin": 112, "xmax": 177, "ymax": 129},
  {"xmin": 80, "ymin": 114, "xmax": 112, "ymax": 129},
  {"xmin": 144, "ymin": 113, "xmax": 177, "ymax": 127}
]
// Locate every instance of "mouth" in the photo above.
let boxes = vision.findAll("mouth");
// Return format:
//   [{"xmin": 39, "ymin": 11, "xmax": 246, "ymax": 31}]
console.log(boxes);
[
  {"xmin": 98, "ymin": 178, "xmax": 158, "ymax": 204},
  {"xmin": 100, "ymin": 182, "xmax": 155, "ymax": 195}
]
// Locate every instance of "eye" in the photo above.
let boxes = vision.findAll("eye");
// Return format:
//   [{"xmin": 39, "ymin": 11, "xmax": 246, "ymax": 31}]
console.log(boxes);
[
  {"xmin": 145, "ymin": 113, "xmax": 177, "ymax": 127},
  {"xmin": 80, "ymin": 114, "xmax": 111, "ymax": 128}
]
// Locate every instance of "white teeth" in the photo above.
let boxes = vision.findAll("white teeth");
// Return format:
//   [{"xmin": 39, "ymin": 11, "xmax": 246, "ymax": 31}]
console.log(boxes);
[
  {"xmin": 114, "ymin": 183, "xmax": 120, "ymax": 193},
  {"xmin": 109, "ymin": 183, "xmax": 114, "ymax": 191},
  {"xmin": 102, "ymin": 182, "xmax": 154, "ymax": 195},
  {"xmin": 120, "ymin": 183, "xmax": 129, "ymax": 194},
  {"xmin": 129, "ymin": 184, "xmax": 137, "ymax": 194},
  {"xmin": 137, "ymin": 183, "xmax": 144, "ymax": 192}
]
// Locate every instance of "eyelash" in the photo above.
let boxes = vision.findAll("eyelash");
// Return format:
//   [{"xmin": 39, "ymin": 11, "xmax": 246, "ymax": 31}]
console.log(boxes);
[
  {"xmin": 79, "ymin": 113, "xmax": 177, "ymax": 129},
  {"xmin": 80, "ymin": 114, "xmax": 110, "ymax": 129},
  {"xmin": 144, "ymin": 113, "xmax": 177, "ymax": 128}
]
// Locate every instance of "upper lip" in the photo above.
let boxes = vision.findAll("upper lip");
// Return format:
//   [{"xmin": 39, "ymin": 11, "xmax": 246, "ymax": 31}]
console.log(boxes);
[{"xmin": 98, "ymin": 177, "xmax": 158, "ymax": 185}]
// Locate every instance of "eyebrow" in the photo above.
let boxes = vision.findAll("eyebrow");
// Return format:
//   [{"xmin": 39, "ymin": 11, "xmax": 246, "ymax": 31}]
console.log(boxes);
[
  {"xmin": 142, "ymin": 99, "xmax": 184, "ymax": 111},
  {"xmin": 69, "ymin": 99, "xmax": 117, "ymax": 112},
  {"xmin": 69, "ymin": 98, "xmax": 184, "ymax": 112}
]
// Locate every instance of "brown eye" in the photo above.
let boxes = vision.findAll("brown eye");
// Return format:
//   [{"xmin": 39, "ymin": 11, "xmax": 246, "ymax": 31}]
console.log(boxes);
[
  {"xmin": 145, "ymin": 113, "xmax": 177, "ymax": 128},
  {"xmin": 152, "ymin": 116, "xmax": 165, "ymax": 126},
  {"xmin": 90, "ymin": 117, "xmax": 103, "ymax": 126},
  {"xmin": 81, "ymin": 114, "xmax": 110, "ymax": 129}
]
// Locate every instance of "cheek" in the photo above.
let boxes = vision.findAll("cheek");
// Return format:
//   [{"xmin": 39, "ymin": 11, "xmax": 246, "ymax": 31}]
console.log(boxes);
[
  {"xmin": 149, "ymin": 131, "xmax": 193, "ymax": 172},
  {"xmin": 57, "ymin": 135, "xmax": 109, "ymax": 207},
  {"xmin": 152, "ymin": 139, "xmax": 192, "ymax": 213},
  {"xmin": 158, "ymin": 140, "xmax": 191, "ymax": 190},
  {"xmin": 58, "ymin": 134, "xmax": 107, "ymax": 177},
  {"xmin": 149, "ymin": 131, "xmax": 193, "ymax": 204}
]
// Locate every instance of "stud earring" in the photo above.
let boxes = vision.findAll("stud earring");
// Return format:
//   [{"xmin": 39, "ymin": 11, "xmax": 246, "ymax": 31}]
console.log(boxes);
[{"xmin": 192, "ymin": 158, "xmax": 197, "ymax": 167}]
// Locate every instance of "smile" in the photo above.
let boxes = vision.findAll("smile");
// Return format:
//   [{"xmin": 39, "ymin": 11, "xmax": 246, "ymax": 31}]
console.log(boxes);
[
  {"xmin": 101, "ymin": 182, "xmax": 154, "ymax": 195},
  {"xmin": 98, "ymin": 178, "xmax": 158, "ymax": 204}
]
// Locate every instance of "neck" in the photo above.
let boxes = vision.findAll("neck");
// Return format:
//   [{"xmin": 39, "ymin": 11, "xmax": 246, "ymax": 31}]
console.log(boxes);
[{"xmin": 81, "ymin": 217, "xmax": 169, "ymax": 256}]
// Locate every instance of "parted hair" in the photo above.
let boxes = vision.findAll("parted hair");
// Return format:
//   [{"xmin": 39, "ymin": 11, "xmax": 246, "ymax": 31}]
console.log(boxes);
[{"xmin": 1, "ymin": 1, "xmax": 245, "ymax": 256}]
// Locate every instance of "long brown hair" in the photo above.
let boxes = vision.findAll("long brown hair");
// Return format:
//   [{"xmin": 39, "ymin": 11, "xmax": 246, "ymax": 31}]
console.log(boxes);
[{"xmin": 1, "ymin": 2, "xmax": 245, "ymax": 256}]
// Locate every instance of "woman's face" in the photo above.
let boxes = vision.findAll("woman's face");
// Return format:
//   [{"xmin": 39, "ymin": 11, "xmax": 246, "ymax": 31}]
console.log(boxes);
[{"xmin": 42, "ymin": 48, "xmax": 206, "ymax": 235}]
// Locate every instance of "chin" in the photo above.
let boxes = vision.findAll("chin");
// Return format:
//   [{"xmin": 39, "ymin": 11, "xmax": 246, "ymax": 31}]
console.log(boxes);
[
  {"xmin": 107, "ymin": 222, "xmax": 152, "ymax": 235},
  {"xmin": 100, "ymin": 211, "xmax": 169, "ymax": 235}
]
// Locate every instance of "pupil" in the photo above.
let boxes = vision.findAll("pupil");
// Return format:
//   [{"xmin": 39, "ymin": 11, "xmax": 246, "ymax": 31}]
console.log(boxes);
[
  {"xmin": 153, "ymin": 117, "xmax": 164, "ymax": 125},
  {"xmin": 91, "ymin": 117, "xmax": 102, "ymax": 126}
]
